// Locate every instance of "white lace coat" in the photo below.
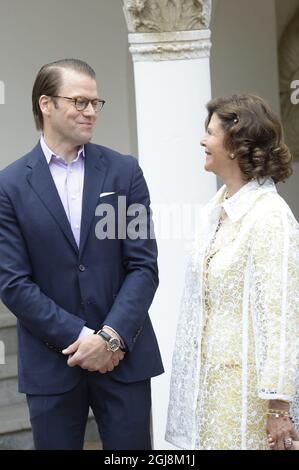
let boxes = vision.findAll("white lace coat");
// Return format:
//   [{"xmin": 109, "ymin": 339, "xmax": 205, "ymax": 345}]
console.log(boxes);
[{"xmin": 165, "ymin": 179, "xmax": 299, "ymax": 449}]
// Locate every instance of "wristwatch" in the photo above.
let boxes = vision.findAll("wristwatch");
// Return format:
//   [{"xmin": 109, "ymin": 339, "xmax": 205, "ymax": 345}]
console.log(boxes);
[{"xmin": 95, "ymin": 329, "xmax": 121, "ymax": 352}]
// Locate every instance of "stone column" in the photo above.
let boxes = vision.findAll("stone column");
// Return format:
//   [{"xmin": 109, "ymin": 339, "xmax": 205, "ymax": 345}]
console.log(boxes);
[{"xmin": 123, "ymin": 0, "xmax": 216, "ymax": 449}]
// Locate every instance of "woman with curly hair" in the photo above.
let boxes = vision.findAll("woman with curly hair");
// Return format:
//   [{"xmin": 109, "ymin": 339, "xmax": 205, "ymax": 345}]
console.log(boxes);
[{"xmin": 166, "ymin": 94, "xmax": 299, "ymax": 450}]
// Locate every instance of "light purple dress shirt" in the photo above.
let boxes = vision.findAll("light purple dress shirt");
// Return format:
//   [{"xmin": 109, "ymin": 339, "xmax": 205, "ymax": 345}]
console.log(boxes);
[
  {"xmin": 40, "ymin": 136, "xmax": 85, "ymax": 248},
  {"xmin": 40, "ymin": 136, "xmax": 93, "ymax": 339},
  {"xmin": 40, "ymin": 137, "xmax": 123, "ymax": 345}
]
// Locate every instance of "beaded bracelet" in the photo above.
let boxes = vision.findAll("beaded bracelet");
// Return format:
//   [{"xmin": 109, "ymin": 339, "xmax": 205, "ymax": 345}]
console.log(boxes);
[{"xmin": 267, "ymin": 409, "xmax": 291, "ymax": 419}]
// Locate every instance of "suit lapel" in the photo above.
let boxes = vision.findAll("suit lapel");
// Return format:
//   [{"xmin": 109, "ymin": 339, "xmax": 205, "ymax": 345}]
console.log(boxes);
[
  {"xmin": 79, "ymin": 144, "xmax": 108, "ymax": 256},
  {"xmin": 26, "ymin": 143, "xmax": 79, "ymax": 254}
]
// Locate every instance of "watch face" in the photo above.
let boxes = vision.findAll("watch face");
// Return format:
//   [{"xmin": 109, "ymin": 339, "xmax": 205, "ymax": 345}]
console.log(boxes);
[{"xmin": 109, "ymin": 338, "xmax": 120, "ymax": 352}]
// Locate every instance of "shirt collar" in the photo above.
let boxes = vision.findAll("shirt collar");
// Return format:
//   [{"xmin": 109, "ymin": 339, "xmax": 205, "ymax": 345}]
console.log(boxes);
[
  {"xmin": 40, "ymin": 135, "xmax": 85, "ymax": 164},
  {"xmin": 205, "ymin": 178, "xmax": 277, "ymax": 223}
]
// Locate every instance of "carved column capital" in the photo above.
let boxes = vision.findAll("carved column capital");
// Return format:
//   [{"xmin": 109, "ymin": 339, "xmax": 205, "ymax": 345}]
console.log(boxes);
[
  {"xmin": 123, "ymin": 0, "xmax": 211, "ymax": 33},
  {"xmin": 123, "ymin": 0, "xmax": 212, "ymax": 61}
]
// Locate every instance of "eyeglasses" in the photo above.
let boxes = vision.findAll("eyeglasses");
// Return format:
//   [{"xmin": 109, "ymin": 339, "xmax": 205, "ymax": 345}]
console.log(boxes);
[{"xmin": 50, "ymin": 95, "xmax": 106, "ymax": 112}]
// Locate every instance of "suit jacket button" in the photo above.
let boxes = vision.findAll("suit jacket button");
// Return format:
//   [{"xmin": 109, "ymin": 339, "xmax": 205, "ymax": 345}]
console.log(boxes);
[{"xmin": 79, "ymin": 264, "xmax": 86, "ymax": 272}]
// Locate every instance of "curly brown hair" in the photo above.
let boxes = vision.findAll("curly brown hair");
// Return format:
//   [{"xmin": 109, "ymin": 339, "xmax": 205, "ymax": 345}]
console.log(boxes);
[{"xmin": 205, "ymin": 94, "xmax": 293, "ymax": 183}]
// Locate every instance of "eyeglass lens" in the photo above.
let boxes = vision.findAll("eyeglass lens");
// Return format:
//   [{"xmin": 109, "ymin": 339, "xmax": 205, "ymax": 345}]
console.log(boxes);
[{"xmin": 75, "ymin": 98, "xmax": 104, "ymax": 111}]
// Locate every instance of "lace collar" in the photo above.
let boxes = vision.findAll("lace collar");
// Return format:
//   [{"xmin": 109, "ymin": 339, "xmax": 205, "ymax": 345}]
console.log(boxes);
[{"xmin": 205, "ymin": 178, "xmax": 277, "ymax": 223}]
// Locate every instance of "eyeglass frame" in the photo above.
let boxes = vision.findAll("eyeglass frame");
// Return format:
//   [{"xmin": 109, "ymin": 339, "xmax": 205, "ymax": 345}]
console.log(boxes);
[{"xmin": 49, "ymin": 95, "xmax": 106, "ymax": 112}]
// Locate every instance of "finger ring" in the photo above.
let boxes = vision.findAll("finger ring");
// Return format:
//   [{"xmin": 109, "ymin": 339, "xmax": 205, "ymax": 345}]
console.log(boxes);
[{"xmin": 284, "ymin": 437, "xmax": 293, "ymax": 449}]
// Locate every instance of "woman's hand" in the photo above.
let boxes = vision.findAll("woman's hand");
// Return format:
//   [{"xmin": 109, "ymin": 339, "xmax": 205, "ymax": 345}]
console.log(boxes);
[
  {"xmin": 267, "ymin": 415, "xmax": 296, "ymax": 450},
  {"xmin": 268, "ymin": 428, "xmax": 299, "ymax": 450},
  {"xmin": 291, "ymin": 440, "xmax": 299, "ymax": 450}
]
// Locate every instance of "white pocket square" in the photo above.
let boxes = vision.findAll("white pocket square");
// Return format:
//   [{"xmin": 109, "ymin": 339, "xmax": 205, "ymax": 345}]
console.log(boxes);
[{"xmin": 100, "ymin": 192, "xmax": 116, "ymax": 197}]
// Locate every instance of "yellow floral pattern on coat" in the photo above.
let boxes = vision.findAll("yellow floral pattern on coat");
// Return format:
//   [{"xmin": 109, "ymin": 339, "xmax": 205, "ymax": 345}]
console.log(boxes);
[{"xmin": 166, "ymin": 179, "xmax": 299, "ymax": 450}]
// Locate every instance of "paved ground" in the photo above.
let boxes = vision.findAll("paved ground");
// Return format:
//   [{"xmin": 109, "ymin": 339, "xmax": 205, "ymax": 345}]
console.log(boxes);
[{"xmin": 84, "ymin": 441, "xmax": 102, "ymax": 450}]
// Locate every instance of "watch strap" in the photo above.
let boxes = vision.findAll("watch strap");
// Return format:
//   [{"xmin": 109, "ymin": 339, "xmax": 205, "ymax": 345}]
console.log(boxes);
[
  {"xmin": 95, "ymin": 329, "xmax": 126, "ymax": 352},
  {"xmin": 96, "ymin": 330, "xmax": 111, "ymax": 342}
]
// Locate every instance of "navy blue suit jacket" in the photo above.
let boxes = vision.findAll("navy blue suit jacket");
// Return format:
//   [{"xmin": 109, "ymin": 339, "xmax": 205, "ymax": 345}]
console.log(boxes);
[{"xmin": 0, "ymin": 142, "xmax": 163, "ymax": 394}]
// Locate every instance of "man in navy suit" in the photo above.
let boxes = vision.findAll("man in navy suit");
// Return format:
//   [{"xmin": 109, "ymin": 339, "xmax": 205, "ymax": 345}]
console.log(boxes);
[{"xmin": 0, "ymin": 59, "xmax": 163, "ymax": 450}]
